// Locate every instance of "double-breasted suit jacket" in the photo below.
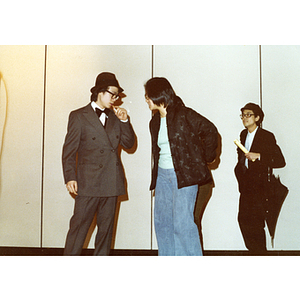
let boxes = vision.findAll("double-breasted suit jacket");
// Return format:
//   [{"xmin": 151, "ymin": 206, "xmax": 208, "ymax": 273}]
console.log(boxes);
[{"xmin": 62, "ymin": 103, "xmax": 135, "ymax": 197}]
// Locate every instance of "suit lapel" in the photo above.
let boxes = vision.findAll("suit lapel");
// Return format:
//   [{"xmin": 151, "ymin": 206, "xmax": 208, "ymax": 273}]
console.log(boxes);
[
  {"xmin": 241, "ymin": 127, "xmax": 261, "ymax": 152},
  {"xmin": 249, "ymin": 127, "xmax": 262, "ymax": 153},
  {"xmin": 241, "ymin": 129, "xmax": 247, "ymax": 145},
  {"xmin": 238, "ymin": 130, "xmax": 247, "ymax": 165},
  {"xmin": 104, "ymin": 110, "xmax": 117, "ymax": 135},
  {"xmin": 82, "ymin": 104, "xmax": 112, "ymax": 144},
  {"xmin": 82, "ymin": 104, "xmax": 120, "ymax": 149},
  {"xmin": 82, "ymin": 104, "xmax": 103, "ymax": 130}
]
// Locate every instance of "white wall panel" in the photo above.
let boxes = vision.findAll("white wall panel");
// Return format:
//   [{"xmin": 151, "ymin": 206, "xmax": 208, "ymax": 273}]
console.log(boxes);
[
  {"xmin": 43, "ymin": 46, "xmax": 152, "ymax": 249},
  {"xmin": 0, "ymin": 45, "xmax": 44, "ymax": 246},
  {"xmin": 261, "ymin": 45, "xmax": 300, "ymax": 250},
  {"xmin": 154, "ymin": 46, "xmax": 260, "ymax": 250}
]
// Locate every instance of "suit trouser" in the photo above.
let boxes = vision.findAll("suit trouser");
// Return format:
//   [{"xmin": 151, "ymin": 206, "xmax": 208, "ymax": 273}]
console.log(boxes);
[
  {"xmin": 194, "ymin": 182, "xmax": 213, "ymax": 249},
  {"xmin": 64, "ymin": 196, "xmax": 117, "ymax": 256},
  {"xmin": 238, "ymin": 192, "xmax": 267, "ymax": 254}
]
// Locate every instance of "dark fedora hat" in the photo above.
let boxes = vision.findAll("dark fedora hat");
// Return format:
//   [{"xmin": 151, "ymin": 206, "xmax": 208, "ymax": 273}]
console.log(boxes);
[{"xmin": 90, "ymin": 72, "xmax": 124, "ymax": 94}]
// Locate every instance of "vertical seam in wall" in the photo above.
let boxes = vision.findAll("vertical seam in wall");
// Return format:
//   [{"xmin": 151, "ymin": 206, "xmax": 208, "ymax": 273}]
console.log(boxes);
[
  {"xmin": 150, "ymin": 45, "xmax": 154, "ymax": 250},
  {"xmin": 151, "ymin": 45, "xmax": 154, "ymax": 78},
  {"xmin": 259, "ymin": 45, "xmax": 263, "ymax": 128},
  {"xmin": 40, "ymin": 45, "xmax": 47, "ymax": 247}
]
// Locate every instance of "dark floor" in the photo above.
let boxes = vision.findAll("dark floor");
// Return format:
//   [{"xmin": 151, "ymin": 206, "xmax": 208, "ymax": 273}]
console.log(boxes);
[{"xmin": 0, "ymin": 247, "xmax": 299, "ymax": 256}]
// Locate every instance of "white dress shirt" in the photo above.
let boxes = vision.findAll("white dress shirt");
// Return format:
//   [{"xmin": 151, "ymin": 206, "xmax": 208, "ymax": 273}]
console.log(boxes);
[
  {"xmin": 245, "ymin": 126, "xmax": 258, "ymax": 168},
  {"xmin": 91, "ymin": 101, "xmax": 107, "ymax": 126}
]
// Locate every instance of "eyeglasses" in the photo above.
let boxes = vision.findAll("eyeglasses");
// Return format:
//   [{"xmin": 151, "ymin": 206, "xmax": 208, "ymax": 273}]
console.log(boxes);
[
  {"xmin": 106, "ymin": 90, "xmax": 119, "ymax": 100},
  {"xmin": 240, "ymin": 113, "xmax": 254, "ymax": 119}
]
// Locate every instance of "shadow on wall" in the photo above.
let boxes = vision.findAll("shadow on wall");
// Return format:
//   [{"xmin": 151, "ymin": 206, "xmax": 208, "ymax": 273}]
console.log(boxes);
[
  {"xmin": 194, "ymin": 133, "xmax": 222, "ymax": 249},
  {"xmin": 0, "ymin": 72, "xmax": 8, "ymax": 196}
]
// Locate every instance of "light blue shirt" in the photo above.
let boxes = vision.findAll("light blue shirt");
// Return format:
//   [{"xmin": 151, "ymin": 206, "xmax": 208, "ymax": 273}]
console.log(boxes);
[{"xmin": 158, "ymin": 117, "xmax": 174, "ymax": 169}]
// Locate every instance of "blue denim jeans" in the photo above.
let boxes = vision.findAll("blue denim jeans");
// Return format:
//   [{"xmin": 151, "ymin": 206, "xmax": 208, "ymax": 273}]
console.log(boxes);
[{"xmin": 154, "ymin": 167, "xmax": 203, "ymax": 256}]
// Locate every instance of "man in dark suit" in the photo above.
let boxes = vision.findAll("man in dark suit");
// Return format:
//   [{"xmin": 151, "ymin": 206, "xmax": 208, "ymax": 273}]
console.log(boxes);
[
  {"xmin": 234, "ymin": 103, "xmax": 285, "ymax": 254},
  {"xmin": 62, "ymin": 72, "xmax": 135, "ymax": 255}
]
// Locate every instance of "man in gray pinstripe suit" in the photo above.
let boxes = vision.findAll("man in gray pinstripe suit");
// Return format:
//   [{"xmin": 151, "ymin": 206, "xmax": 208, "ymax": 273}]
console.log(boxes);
[{"xmin": 62, "ymin": 72, "xmax": 135, "ymax": 255}]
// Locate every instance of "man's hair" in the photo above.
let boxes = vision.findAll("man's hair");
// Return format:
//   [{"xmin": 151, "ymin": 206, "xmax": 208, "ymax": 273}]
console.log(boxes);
[
  {"xmin": 90, "ymin": 87, "xmax": 108, "ymax": 102},
  {"xmin": 241, "ymin": 102, "xmax": 264, "ymax": 126},
  {"xmin": 144, "ymin": 77, "xmax": 176, "ymax": 107}
]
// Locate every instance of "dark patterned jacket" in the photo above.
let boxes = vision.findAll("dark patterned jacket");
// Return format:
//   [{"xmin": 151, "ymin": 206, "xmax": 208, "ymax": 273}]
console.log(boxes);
[{"xmin": 149, "ymin": 97, "xmax": 218, "ymax": 190}]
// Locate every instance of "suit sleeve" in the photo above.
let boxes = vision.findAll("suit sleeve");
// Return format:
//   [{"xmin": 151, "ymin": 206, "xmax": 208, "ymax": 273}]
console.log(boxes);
[
  {"xmin": 119, "ymin": 119, "xmax": 135, "ymax": 149},
  {"xmin": 62, "ymin": 111, "xmax": 81, "ymax": 184},
  {"xmin": 260, "ymin": 132, "xmax": 286, "ymax": 169}
]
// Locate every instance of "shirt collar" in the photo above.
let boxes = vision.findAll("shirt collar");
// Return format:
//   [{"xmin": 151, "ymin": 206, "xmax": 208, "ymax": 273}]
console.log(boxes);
[
  {"xmin": 247, "ymin": 126, "xmax": 258, "ymax": 136},
  {"xmin": 91, "ymin": 101, "xmax": 103, "ymax": 111}
]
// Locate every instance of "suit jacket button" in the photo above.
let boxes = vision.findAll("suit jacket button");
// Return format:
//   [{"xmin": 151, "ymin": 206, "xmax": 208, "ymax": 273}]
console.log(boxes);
[
  {"xmin": 111, "ymin": 149, "xmax": 115, "ymax": 153},
  {"xmin": 100, "ymin": 150, "xmax": 104, "ymax": 153},
  {"xmin": 99, "ymin": 164, "xmax": 103, "ymax": 168},
  {"xmin": 92, "ymin": 137, "xmax": 96, "ymax": 140}
]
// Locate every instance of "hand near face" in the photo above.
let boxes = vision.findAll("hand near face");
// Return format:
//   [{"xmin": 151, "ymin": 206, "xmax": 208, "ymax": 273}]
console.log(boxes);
[{"xmin": 113, "ymin": 106, "xmax": 128, "ymax": 121}]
